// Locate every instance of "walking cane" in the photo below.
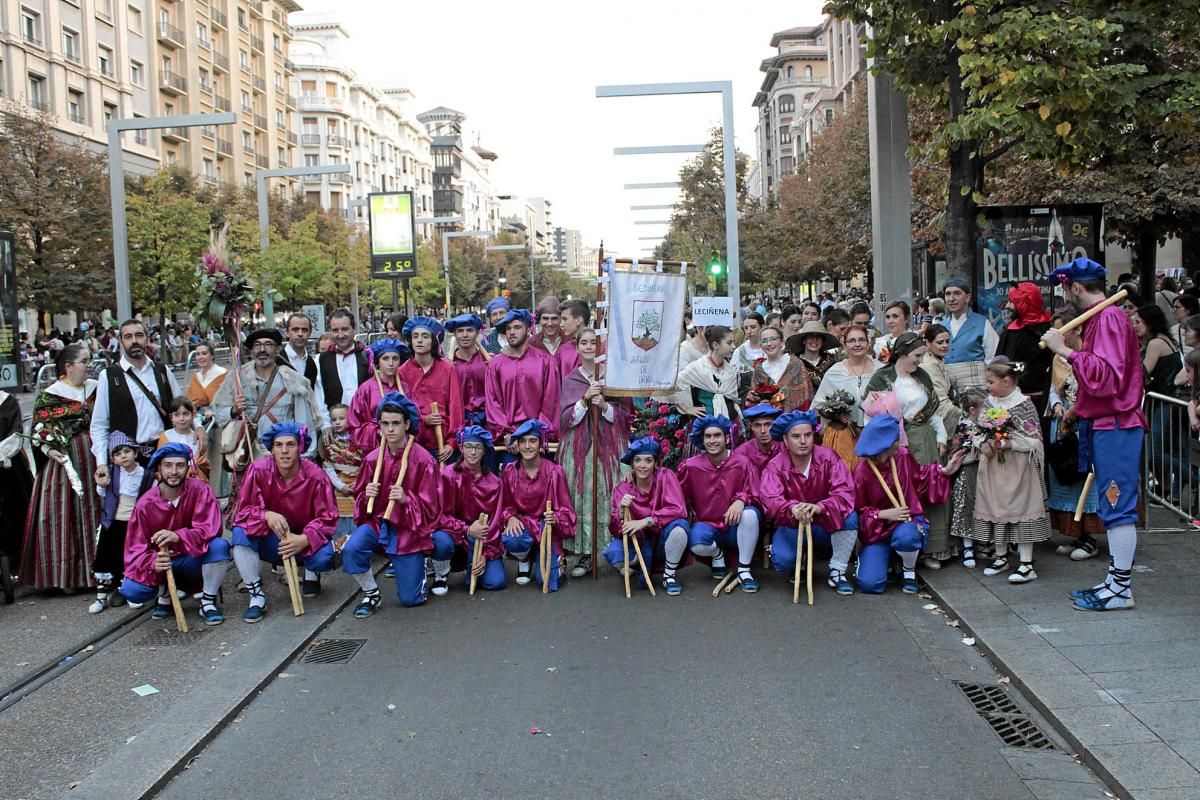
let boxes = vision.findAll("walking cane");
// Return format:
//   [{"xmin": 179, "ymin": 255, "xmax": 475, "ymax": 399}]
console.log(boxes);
[
  {"xmin": 541, "ymin": 501, "xmax": 553, "ymax": 594},
  {"xmin": 382, "ymin": 437, "xmax": 415, "ymax": 519},
  {"xmin": 431, "ymin": 402, "xmax": 445, "ymax": 462},
  {"xmin": 1074, "ymin": 472, "xmax": 1095, "ymax": 523},
  {"xmin": 158, "ymin": 545, "xmax": 188, "ymax": 633},
  {"xmin": 469, "ymin": 513, "xmax": 488, "ymax": 596},
  {"xmin": 792, "ymin": 525, "xmax": 804, "ymax": 606},
  {"xmin": 281, "ymin": 536, "xmax": 304, "ymax": 616},
  {"xmin": 364, "ymin": 429, "xmax": 387, "ymax": 515},
  {"xmin": 712, "ymin": 572, "xmax": 735, "ymax": 597},
  {"xmin": 805, "ymin": 520, "xmax": 814, "ymax": 606},
  {"xmin": 621, "ymin": 512, "xmax": 632, "ymax": 599},
  {"xmin": 622, "ymin": 508, "xmax": 656, "ymax": 598}
]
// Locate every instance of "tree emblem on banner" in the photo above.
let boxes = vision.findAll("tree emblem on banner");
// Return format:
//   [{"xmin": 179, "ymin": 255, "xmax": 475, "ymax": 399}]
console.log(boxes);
[{"xmin": 632, "ymin": 300, "xmax": 663, "ymax": 352}]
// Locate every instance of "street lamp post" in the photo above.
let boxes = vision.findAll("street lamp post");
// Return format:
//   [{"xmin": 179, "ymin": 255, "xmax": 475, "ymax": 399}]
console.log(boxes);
[
  {"xmin": 108, "ymin": 112, "xmax": 237, "ymax": 321},
  {"xmin": 597, "ymin": 81, "xmax": 740, "ymax": 319},
  {"xmin": 255, "ymin": 164, "xmax": 348, "ymax": 324}
]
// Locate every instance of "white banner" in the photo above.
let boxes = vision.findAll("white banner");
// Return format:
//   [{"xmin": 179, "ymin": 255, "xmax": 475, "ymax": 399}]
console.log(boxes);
[
  {"xmin": 691, "ymin": 296, "xmax": 733, "ymax": 327},
  {"xmin": 606, "ymin": 268, "xmax": 687, "ymax": 396}
]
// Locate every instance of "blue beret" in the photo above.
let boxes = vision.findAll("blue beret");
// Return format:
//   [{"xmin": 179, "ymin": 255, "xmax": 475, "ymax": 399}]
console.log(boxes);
[
  {"xmin": 369, "ymin": 338, "xmax": 410, "ymax": 360},
  {"xmin": 456, "ymin": 425, "xmax": 494, "ymax": 449},
  {"xmin": 444, "ymin": 314, "xmax": 484, "ymax": 332},
  {"xmin": 620, "ymin": 436, "xmax": 662, "ymax": 465},
  {"xmin": 743, "ymin": 403, "xmax": 783, "ymax": 420},
  {"xmin": 689, "ymin": 414, "xmax": 733, "ymax": 449},
  {"xmin": 496, "ymin": 309, "xmax": 533, "ymax": 333},
  {"xmin": 147, "ymin": 442, "xmax": 192, "ymax": 475},
  {"xmin": 108, "ymin": 430, "xmax": 138, "ymax": 454},
  {"xmin": 375, "ymin": 391, "xmax": 421, "ymax": 436},
  {"xmin": 1047, "ymin": 256, "xmax": 1107, "ymax": 286},
  {"xmin": 770, "ymin": 410, "xmax": 821, "ymax": 441},
  {"xmin": 854, "ymin": 414, "xmax": 902, "ymax": 457},
  {"xmin": 402, "ymin": 315, "xmax": 444, "ymax": 343},
  {"xmin": 485, "ymin": 297, "xmax": 511, "ymax": 315},
  {"xmin": 260, "ymin": 420, "xmax": 311, "ymax": 453},
  {"xmin": 511, "ymin": 419, "xmax": 548, "ymax": 443}
]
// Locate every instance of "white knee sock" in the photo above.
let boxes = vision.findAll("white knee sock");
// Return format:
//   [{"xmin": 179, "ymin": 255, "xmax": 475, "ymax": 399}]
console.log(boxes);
[
  {"xmin": 304, "ymin": 569, "xmax": 318, "ymax": 581},
  {"xmin": 691, "ymin": 540, "xmax": 720, "ymax": 558},
  {"xmin": 433, "ymin": 559, "xmax": 451, "ymax": 579},
  {"xmin": 1108, "ymin": 524, "xmax": 1136, "ymax": 571},
  {"xmin": 830, "ymin": 530, "xmax": 856, "ymax": 573},
  {"xmin": 1017, "ymin": 542, "xmax": 1034, "ymax": 564},
  {"xmin": 232, "ymin": 545, "xmax": 261, "ymax": 586},
  {"xmin": 736, "ymin": 514, "xmax": 760, "ymax": 571},
  {"xmin": 201, "ymin": 560, "xmax": 228, "ymax": 596},
  {"xmin": 663, "ymin": 528, "xmax": 687, "ymax": 577},
  {"xmin": 899, "ymin": 550, "xmax": 919, "ymax": 571},
  {"xmin": 354, "ymin": 571, "xmax": 379, "ymax": 593}
]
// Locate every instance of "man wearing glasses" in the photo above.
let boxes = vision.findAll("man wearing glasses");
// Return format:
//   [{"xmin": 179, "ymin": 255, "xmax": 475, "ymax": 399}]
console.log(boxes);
[{"xmin": 212, "ymin": 329, "xmax": 325, "ymax": 461}]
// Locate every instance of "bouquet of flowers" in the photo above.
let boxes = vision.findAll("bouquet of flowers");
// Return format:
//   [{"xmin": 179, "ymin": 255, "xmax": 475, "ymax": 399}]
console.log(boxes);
[
  {"xmin": 749, "ymin": 379, "xmax": 783, "ymax": 408},
  {"xmin": 631, "ymin": 399, "xmax": 690, "ymax": 469},
  {"xmin": 814, "ymin": 389, "xmax": 857, "ymax": 427},
  {"xmin": 970, "ymin": 406, "xmax": 1016, "ymax": 463},
  {"xmin": 191, "ymin": 248, "xmax": 259, "ymax": 336},
  {"xmin": 29, "ymin": 421, "xmax": 83, "ymax": 497},
  {"xmin": 323, "ymin": 435, "xmax": 363, "ymax": 486}
]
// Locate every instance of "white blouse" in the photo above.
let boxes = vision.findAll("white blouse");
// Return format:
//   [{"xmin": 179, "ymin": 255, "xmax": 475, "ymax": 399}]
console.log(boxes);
[{"xmin": 894, "ymin": 374, "xmax": 948, "ymax": 444}]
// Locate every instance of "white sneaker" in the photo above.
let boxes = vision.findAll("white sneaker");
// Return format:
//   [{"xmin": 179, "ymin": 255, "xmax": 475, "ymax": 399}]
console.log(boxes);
[
  {"xmin": 570, "ymin": 555, "xmax": 592, "ymax": 578},
  {"xmin": 431, "ymin": 576, "xmax": 449, "ymax": 596},
  {"xmin": 515, "ymin": 561, "xmax": 531, "ymax": 586},
  {"xmin": 921, "ymin": 557, "xmax": 943, "ymax": 570},
  {"xmin": 983, "ymin": 558, "xmax": 1010, "ymax": 577},
  {"xmin": 1070, "ymin": 538, "xmax": 1099, "ymax": 561},
  {"xmin": 88, "ymin": 596, "xmax": 107, "ymax": 614},
  {"xmin": 1008, "ymin": 564, "xmax": 1038, "ymax": 584}
]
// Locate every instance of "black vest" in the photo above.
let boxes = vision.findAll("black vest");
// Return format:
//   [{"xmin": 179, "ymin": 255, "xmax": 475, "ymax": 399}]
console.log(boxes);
[
  {"xmin": 278, "ymin": 353, "xmax": 319, "ymax": 389},
  {"xmin": 105, "ymin": 361, "xmax": 173, "ymax": 443},
  {"xmin": 318, "ymin": 349, "xmax": 368, "ymax": 409}
]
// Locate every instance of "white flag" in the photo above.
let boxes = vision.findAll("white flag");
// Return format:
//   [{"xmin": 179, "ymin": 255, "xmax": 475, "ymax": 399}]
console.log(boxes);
[{"xmin": 606, "ymin": 268, "xmax": 686, "ymax": 396}]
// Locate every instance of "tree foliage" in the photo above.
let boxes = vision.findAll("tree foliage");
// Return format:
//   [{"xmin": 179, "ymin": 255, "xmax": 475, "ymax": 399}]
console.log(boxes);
[
  {"xmin": 0, "ymin": 110, "xmax": 113, "ymax": 315},
  {"xmin": 127, "ymin": 168, "xmax": 211, "ymax": 325}
]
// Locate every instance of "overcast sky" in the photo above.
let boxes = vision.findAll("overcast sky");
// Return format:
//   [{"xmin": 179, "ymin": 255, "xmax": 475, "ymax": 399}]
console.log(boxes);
[{"xmin": 293, "ymin": 0, "xmax": 827, "ymax": 257}]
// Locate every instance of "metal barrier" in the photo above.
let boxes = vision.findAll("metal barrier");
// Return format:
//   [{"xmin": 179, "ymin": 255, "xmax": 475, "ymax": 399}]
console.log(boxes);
[
  {"xmin": 180, "ymin": 347, "xmax": 233, "ymax": 385},
  {"xmin": 1141, "ymin": 391, "xmax": 1197, "ymax": 522}
]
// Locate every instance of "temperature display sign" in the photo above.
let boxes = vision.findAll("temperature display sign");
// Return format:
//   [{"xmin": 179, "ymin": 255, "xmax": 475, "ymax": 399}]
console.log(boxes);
[{"xmin": 368, "ymin": 191, "xmax": 417, "ymax": 279}]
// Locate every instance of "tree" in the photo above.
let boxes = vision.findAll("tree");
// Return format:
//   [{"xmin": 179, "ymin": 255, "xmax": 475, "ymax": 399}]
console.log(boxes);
[
  {"xmin": 259, "ymin": 213, "xmax": 337, "ymax": 309},
  {"xmin": 827, "ymin": 0, "xmax": 1200, "ymax": 286},
  {"xmin": 0, "ymin": 110, "xmax": 113, "ymax": 318},
  {"xmin": 126, "ymin": 168, "xmax": 210, "ymax": 326}
]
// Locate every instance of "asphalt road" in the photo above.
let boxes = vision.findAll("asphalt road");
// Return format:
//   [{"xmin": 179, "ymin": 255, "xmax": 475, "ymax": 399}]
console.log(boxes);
[{"xmin": 153, "ymin": 566, "xmax": 1071, "ymax": 800}]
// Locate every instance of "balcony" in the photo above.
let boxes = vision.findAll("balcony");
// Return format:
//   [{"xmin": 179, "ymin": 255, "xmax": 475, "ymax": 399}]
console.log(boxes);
[
  {"xmin": 65, "ymin": 50, "xmax": 82, "ymax": 65},
  {"xmin": 301, "ymin": 133, "xmax": 320, "ymax": 145},
  {"xmin": 199, "ymin": 81, "xmax": 214, "ymax": 95},
  {"xmin": 134, "ymin": 130, "xmax": 149, "ymax": 145},
  {"xmin": 302, "ymin": 174, "xmax": 323, "ymax": 184},
  {"xmin": 214, "ymin": 94, "xmax": 231, "ymax": 111},
  {"xmin": 212, "ymin": 51, "xmax": 229, "ymax": 72},
  {"xmin": 210, "ymin": 5, "xmax": 227, "ymax": 30},
  {"xmin": 201, "ymin": 125, "xmax": 215, "ymax": 139},
  {"xmin": 298, "ymin": 95, "xmax": 346, "ymax": 114},
  {"xmin": 285, "ymin": 94, "xmax": 296, "ymax": 108},
  {"xmin": 330, "ymin": 173, "xmax": 351, "ymax": 186},
  {"xmin": 99, "ymin": 62, "xmax": 115, "ymax": 78},
  {"xmin": 251, "ymin": 75, "xmax": 266, "ymax": 92},
  {"xmin": 216, "ymin": 138, "xmax": 232, "ymax": 156},
  {"xmin": 203, "ymin": 174, "xmax": 218, "ymax": 185},
  {"xmin": 253, "ymin": 114, "xmax": 267, "ymax": 130},
  {"xmin": 23, "ymin": 30, "xmax": 42, "ymax": 47},
  {"xmin": 256, "ymin": 154, "xmax": 269, "ymax": 168},
  {"xmin": 159, "ymin": 69, "xmax": 188, "ymax": 94},
  {"xmin": 161, "ymin": 127, "xmax": 190, "ymax": 142},
  {"xmin": 243, "ymin": 142, "xmax": 256, "ymax": 155},
  {"xmin": 326, "ymin": 135, "xmax": 349, "ymax": 148},
  {"xmin": 283, "ymin": 59, "xmax": 295, "ymax": 74},
  {"xmin": 250, "ymin": 35, "xmax": 264, "ymax": 54},
  {"xmin": 287, "ymin": 132, "xmax": 297, "ymax": 145},
  {"xmin": 247, "ymin": 0, "xmax": 263, "ymax": 16},
  {"xmin": 275, "ymin": 116, "xmax": 286, "ymax": 130},
  {"xmin": 68, "ymin": 110, "xmax": 86, "ymax": 124},
  {"xmin": 157, "ymin": 21, "xmax": 185, "ymax": 48}
]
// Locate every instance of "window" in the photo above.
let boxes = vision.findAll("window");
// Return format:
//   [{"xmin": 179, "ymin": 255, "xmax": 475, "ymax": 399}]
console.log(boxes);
[
  {"xmin": 276, "ymin": 146, "xmax": 285, "ymax": 165},
  {"xmin": 825, "ymin": 108, "xmax": 835, "ymax": 124},
  {"xmin": 130, "ymin": 60, "xmax": 143, "ymax": 85},
  {"xmin": 203, "ymin": 158, "xmax": 215, "ymax": 178},
  {"xmin": 103, "ymin": 102, "xmax": 116, "ymax": 128},
  {"xmin": 779, "ymin": 129, "xmax": 792, "ymax": 145},
  {"xmin": 275, "ymin": 109, "xmax": 284, "ymax": 127},
  {"xmin": 785, "ymin": 65, "xmax": 794, "ymax": 78},
  {"xmin": 197, "ymin": 23, "xmax": 209, "ymax": 45},
  {"xmin": 237, "ymin": 8, "xmax": 247, "ymax": 29},
  {"xmin": 28, "ymin": 74, "xmax": 45, "ymax": 109},
  {"xmin": 244, "ymin": 172, "xmax": 253, "ymax": 186},
  {"xmin": 97, "ymin": 0, "xmax": 113, "ymax": 20},
  {"xmin": 304, "ymin": 153, "xmax": 318, "ymax": 167},
  {"xmin": 166, "ymin": 150, "xmax": 177, "ymax": 165},
  {"xmin": 199, "ymin": 67, "xmax": 210, "ymax": 91},
  {"xmin": 67, "ymin": 90, "xmax": 84, "ymax": 123},
  {"xmin": 274, "ymin": 71, "xmax": 283, "ymax": 89},
  {"xmin": 239, "ymin": 49, "xmax": 249, "ymax": 68},
  {"xmin": 21, "ymin": 9, "xmax": 42, "ymax": 45},
  {"xmin": 98, "ymin": 45, "xmax": 114, "ymax": 77},
  {"xmin": 62, "ymin": 28, "xmax": 80, "ymax": 62},
  {"xmin": 778, "ymin": 95, "xmax": 794, "ymax": 115},
  {"xmin": 240, "ymin": 90, "xmax": 250, "ymax": 110},
  {"xmin": 127, "ymin": 4, "xmax": 142, "ymax": 33},
  {"xmin": 805, "ymin": 65, "xmax": 813, "ymax": 80},
  {"xmin": 272, "ymin": 33, "xmax": 281, "ymax": 53},
  {"xmin": 242, "ymin": 130, "xmax": 251, "ymax": 148}
]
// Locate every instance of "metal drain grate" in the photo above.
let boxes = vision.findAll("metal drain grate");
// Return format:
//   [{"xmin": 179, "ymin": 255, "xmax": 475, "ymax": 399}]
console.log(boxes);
[
  {"xmin": 955, "ymin": 682, "xmax": 1055, "ymax": 750},
  {"xmin": 301, "ymin": 638, "xmax": 366, "ymax": 664},
  {"xmin": 139, "ymin": 628, "xmax": 210, "ymax": 646}
]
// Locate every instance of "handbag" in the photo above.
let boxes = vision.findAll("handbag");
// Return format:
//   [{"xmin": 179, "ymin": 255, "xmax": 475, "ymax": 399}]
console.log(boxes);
[
  {"xmin": 220, "ymin": 368, "xmax": 282, "ymax": 471},
  {"xmin": 1046, "ymin": 429, "xmax": 1087, "ymax": 485}
]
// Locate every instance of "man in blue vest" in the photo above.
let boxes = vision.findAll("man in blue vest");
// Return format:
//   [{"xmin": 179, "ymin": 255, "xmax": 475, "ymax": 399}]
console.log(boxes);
[{"xmin": 942, "ymin": 277, "xmax": 998, "ymax": 393}]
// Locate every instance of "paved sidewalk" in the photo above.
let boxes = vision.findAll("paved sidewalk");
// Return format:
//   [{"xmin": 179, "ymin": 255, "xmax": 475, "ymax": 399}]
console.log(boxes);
[{"xmin": 925, "ymin": 531, "xmax": 1200, "ymax": 800}]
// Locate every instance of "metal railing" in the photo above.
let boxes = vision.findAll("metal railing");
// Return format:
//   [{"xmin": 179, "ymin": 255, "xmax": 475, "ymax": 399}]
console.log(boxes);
[{"xmin": 1141, "ymin": 391, "xmax": 1197, "ymax": 522}]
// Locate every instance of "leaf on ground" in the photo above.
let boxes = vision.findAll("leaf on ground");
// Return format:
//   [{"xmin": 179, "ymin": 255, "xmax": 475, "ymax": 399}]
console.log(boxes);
[
  {"xmin": 546, "ymin": 667, "xmax": 558, "ymax": 673},
  {"xmin": 961, "ymin": 637, "xmax": 976, "ymax": 646},
  {"xmin": 998, "ymin": 676, "xmax": 1011, "ymax": 685},
  {"xmin": 67, "ymin": 781, "xmax": 80, "ymax": 790}
]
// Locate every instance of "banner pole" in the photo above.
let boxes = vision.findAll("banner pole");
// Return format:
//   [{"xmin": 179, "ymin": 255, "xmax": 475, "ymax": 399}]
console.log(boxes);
[{"xmin": 590, "ymin": 242, "xmax": 605, "ymax": 579}]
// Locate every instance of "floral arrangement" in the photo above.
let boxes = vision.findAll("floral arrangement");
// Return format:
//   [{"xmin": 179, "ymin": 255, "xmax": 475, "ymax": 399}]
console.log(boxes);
[
  {"xmin": 324, "ymin": 434, "xmax": 363, "ymax": 486},
  {"xmin": 970, "ymin": 406, "xmax": 1018, "ymax": 463},
  {"xmin": 749, "ymin": 379, "xmax": 784, "ymax": 408},
  {"xmin": 950, "ymin": 419, "xmax": 975, "ymax": 453},
  {"xmin": 29, "ymin": 421, "xmax": 83, "ymax": 496},
  {"xmin": 631, "ymin": 399, "xmax": 689, "ymax": 469},
  {"xmin": 814, "ymin": 389, "xmax": 857, "ymax": 423},
  {"xmin": 191, "ymin": 248, "xmax": 258, "ymax": 335}
]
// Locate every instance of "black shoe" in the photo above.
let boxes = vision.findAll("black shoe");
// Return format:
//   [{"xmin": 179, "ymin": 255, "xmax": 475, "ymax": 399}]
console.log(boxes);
[{"xmin": 301, "ymin": 575, "xmax": 322, "ymax": 597}]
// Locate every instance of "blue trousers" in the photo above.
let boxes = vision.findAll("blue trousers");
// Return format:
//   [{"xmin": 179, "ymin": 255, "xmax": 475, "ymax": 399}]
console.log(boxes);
[
  {"xmin": 771, "ymin": 512, "xmax": 858, "ymax": 572},
  {"xmin": 689, "ymin": 508, "xmax": 761, "ymax": 562},
  {"xmin": 1081, "ymin": 424, "xmax": 1143, "ymax": 528},
  {"xmin": 342, "ymin": 522, "xmax": 427, "ymax": 607},
  {"xmin": 230, "ymin": 527, "xmax": 335, "ymax": 573},
  {"xmin": 602, "ymin": 518, "xmax": 690, "ymax": 570},
  {"xmin": 857, "ymin": 518, "xmax": 927, "ymax": 594},
  {"xmin": 430, "ymin": 530, "xmax": 507, "ymax": 590},
  {"xmin": 503, "ymin": 526, "xmax": 562, "ymax": 591},
  {"xmin": 119, "ymin": 537, "xmax": 231, "ymax": 604}
]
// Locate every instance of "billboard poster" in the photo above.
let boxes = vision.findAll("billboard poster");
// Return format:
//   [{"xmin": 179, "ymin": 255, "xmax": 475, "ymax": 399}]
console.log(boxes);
[
  {"xmin": 0, "ymin": 231, "xmax": 17, "ymax": 389},
  {"xmin": 368, "ymin": 191, "xmax": 417, "ymax": 279},
  {"xmin": 975, "ymin": 204, "xmax": 1104, "ymax": 332}
]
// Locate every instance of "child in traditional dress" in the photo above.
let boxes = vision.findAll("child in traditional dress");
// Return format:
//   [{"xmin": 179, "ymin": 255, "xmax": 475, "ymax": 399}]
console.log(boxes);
[
  {"xmin": 949, "ymin": 388, "xmax": 987, "ymax": 568},
  {"xmin": 91, "ymin": 431, "xmax": 145, "ymax": 613},
  {"xmin": 320, "ymin": 403, "xmax": 360, "ymax": 542},
  {"xmin": 158, "ymin": 397, "xmax": 209, "ymax": 479},
  {"xmin": 975, "ymin": 359, "xmax": 1051, "ymax": 583}
]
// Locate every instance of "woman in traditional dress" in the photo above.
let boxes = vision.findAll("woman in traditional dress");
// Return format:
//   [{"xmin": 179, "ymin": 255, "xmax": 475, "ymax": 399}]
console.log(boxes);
[
  {"xmin": 0, "ymin": 387, "xmax": 33, "ymax": 575},
  {"xmin": 873, "ymin": 300, "xmax": 911, "ymax": 363},
  {"xmin": 676, "ymin": 326, "xmax": 743, "ymax": 430},
  {"xmin": 21, "ymin": 344, "xmax": 103, "ymax": 592},
  {"xmin": 863, "ymin": 332, "xmax": 952, "ymax": 569},
  {"xmin": 921, "ymin": 324, "xmax": 961, "ymax": 434},
  {"xmin": 558, "ymin": 328, "xmax": 630, "ymax": 577},
  {"xmin": 744, "ymin": 325, "xmax": 813, "ymax": 412},
  {"xmin": 186, "ymin": 341, "xmax": 228, "ymax": 423},
  {"xmin": 812, "ymin": 324, "xmax": 879, "ymax": 469},
  {"xmin": 786, "ymin": 321, "xmax": 840, "ymax": 392}
]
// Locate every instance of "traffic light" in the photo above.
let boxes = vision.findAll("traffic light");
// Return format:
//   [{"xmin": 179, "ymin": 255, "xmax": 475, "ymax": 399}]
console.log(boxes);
[{"xmin": 708, "ymin": 249, "xmax": 724, "ymax": 277}]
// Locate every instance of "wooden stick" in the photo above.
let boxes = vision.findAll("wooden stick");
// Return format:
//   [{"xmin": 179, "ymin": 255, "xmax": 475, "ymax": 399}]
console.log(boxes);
[
  {"xmin": 712, "ymin": 572, "xmax": 735, "ymax": 597},
  {"xmin": 792, "ymin": 527, "xmax": 803, "ymax": 605},
  {"xmin": 475, "ymin": 342, "xmax": 492, "ymax": 363},
  {"xmin": 1074, "ymin": 472, "xmax": 1095, "ymax": 522},
  {"xmin": 469, "ymin": 513, "xmax": 488, "ymax": 596},
  {"xmin": 593, "ymin": 244, "xmax": 606, "ymax": 581},
  {"xmin": 806, "ymin": 521, "xmax": 814, "ymax": 606},
  {"xmin": 159, "ymin": 545, "xmax": 188, "ymax": 633},
  {"xmin": 365, "ymin": 429, "xmax": 386, "ymax": 515},
  {"xmin": 431, "ymin": 402, "xmax": 445, "ymax": 457},
  {"xmin": 723, "ymin": 573, "xmax": 741, "ymax": 594},
  {"xmin": 382, "ymin": 436, "xmax": 415, "ymax": 519},
  {"xmin": 1039, "ymin": 289, "xmax": 1128, "ymax": 349},
  {"xmin": 281, "ymin": 539, "xmax": 303, "ymax": 616},
  {"xmin": 622, "ymin": 534, "xmax": 632, "ymax": 598},
  {"xmin": 541, "ymin": 501, "xmax": 554, "ymax": 594},
  {"xmin": 629, "ymin": 533, "xmax": 656, "ymax": 597}
]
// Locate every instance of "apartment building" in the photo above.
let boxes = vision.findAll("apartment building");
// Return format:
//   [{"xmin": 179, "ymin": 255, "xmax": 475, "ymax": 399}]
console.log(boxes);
[
  {"xmin": 417, "ymin": 105, "xmax": 500, "ymax": 235},
  {"xmin": 290, "ymin": 17, "xmax": 435, "ymax": 239},
  {"xmin": 553, "ymin": 226, "xmax": 582, "ymax": 270}
]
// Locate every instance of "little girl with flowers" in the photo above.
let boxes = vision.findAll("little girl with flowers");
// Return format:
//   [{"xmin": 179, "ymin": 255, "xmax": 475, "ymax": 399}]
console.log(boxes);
[{"xmin": 972, "ymin": 358, "xmax": 1051, "ymax": 584}]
